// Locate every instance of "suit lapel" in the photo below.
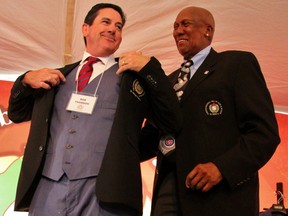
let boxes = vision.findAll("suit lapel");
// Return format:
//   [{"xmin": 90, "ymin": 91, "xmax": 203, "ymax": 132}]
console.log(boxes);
[
  {"xmin": 180, "ymin": 49, "xmax": 218, "ymax": 103},
  {"xmin": 58, "ymin": 61, "xmax": 80, "ymax": 77}
]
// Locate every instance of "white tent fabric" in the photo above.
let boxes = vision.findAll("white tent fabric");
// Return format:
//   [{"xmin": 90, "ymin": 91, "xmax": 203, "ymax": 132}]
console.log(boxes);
[{"xmin": 0, "ymin": 0, "xmax": 287, "ymax": 113}]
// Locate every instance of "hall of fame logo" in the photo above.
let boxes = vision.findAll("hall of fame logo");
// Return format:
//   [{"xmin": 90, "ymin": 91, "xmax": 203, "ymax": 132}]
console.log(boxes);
[
  {"xmin": 205, "ymin": 100, "xmax": 223, "ymax": 115},
  {"xmin": 131, "ymin": 79, "xmax": 145, "ymax": 101}
]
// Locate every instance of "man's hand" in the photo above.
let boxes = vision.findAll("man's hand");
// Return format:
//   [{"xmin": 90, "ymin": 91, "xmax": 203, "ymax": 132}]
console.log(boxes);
[
  {"xmin": 116, "ymin": 51, "xmax": 150, "ymax": 75},
  {"xmin": 185, "ymin": 162, "xmax": 223, "ymax": 192},
  {"xmin": 22, "ymin": 68, "xmax": 66, "ymax": 89}
]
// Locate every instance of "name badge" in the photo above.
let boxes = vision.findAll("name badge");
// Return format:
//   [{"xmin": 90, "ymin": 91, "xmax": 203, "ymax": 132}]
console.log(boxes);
[
  {"xmin": 66, "ymin": 92, "xmax": 97, "ymax": 114},
  {"xmin": 159, "ymin": 134, "xmax": 176, "ymax": 156}
]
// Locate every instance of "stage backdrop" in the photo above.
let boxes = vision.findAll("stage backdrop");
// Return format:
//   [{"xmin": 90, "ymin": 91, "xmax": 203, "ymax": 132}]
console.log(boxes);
[{"xmin": 0, "ymin": 80, "xmax": 287, "ymax": 215}]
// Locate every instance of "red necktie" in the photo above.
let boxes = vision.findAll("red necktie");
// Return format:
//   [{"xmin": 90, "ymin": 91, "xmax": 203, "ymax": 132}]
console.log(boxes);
[{"xmin": 77, "ymin": 57, "xmax": 98, "ymax": 92}]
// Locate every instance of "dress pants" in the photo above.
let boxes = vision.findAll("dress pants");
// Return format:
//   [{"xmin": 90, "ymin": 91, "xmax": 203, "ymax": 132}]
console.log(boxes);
[
  {"xmin": 29, "ymin": 174, "xmax": 138, "ymax": 216},
  {"xmin": 152, "ymin": 170, "xmax": 180, "ymax": 216}
]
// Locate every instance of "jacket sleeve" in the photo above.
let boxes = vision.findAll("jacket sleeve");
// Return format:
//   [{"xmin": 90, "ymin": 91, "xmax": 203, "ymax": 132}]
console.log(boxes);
[
  {"xmin": 139, "ymin": 120, "xmax": 160, "ymax": 161},
  {"xmin": 8, "ymin": 62, "xmax": 79, "ymax": 123},
  {"xmin": 213, "ymin": 52, "xmax": 280, "ymax": 189},
  {"xmin": 8, "ymin": 72, "xmax": 41, "ymax": 123},
  {"xmin": 137, "ymin": 57, "xmax": 182, "ymax": 135}
]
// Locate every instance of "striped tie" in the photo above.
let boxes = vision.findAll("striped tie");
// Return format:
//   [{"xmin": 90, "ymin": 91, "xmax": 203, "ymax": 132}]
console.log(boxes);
[
  {"xmin": 173, "ymin": 60, "xmax": 193, "ymax": 100},
  {"xmin": 77, "ymin": 57, "xmax": 98, "ymax": 92}
]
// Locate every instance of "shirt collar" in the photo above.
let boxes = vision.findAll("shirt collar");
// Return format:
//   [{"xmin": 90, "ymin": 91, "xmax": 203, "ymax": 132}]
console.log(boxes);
[
  {"xmin": 188, "ymin": 46, "xmax": 211, "ymax": 70},
  {"xmin": 81, "ymin": 51, "xmax": 116, "ymax": 66}
]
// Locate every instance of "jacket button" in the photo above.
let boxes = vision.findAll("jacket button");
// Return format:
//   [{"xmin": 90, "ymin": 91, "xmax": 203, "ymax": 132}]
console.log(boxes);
[
  {"xmin": 68, "ymin": 129, "xmax": 76, "ymax": 134},
  {"xmin": 39, "ymin": 146, "xmax": 44, "ymax": 151},
  {"xmin": 66, "ymin": 144, "xmax": 73, "ymax": 149},
  {"xmin": 72, "ymin": 114, "xmax": 79, "ymax": 120},
  {"xmin": 156, "ymin": 169, "xmax": 159, "ymax": 175}
]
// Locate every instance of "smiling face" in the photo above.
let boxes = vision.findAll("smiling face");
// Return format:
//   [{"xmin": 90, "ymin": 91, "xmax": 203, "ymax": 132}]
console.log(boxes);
[
  {"xmin": 82, "ymin": 8, "xmax": 123, "ymax": 57},
  {"xmin": 173, "ymin": 7, "xmax": 215, "ymax": 60}
]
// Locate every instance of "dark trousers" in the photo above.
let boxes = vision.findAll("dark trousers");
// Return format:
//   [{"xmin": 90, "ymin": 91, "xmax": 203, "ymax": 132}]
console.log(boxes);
[{"xmin": 151, "ymin": 170, "xmax": 180, "ymax": 216}]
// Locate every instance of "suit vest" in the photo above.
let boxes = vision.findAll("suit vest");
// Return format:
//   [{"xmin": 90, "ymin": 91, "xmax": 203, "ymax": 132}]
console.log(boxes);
[{"xmin": 42, "ymin": 63, "xmax": 121, "ymax": 180}]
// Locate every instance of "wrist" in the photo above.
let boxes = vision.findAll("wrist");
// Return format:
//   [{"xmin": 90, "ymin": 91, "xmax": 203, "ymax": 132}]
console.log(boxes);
[{"xmin": 21, "ymin": 70, "xmax": 31, "ymax": 88}]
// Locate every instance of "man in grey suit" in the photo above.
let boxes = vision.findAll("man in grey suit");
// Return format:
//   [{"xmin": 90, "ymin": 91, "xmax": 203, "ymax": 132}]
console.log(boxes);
[{"xmin": 8, "ymin": 3, "xmax": 181, "ymax": 216}]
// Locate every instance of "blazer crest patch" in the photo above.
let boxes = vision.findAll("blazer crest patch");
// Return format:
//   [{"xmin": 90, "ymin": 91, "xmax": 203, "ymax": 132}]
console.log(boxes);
[
  {"xmin": 205, "ymin": 100, "xmax": 223, "ymax": 115},
  {"xmin": 130, "ymin": 79, "xmax": 145, "ymax": 101}
]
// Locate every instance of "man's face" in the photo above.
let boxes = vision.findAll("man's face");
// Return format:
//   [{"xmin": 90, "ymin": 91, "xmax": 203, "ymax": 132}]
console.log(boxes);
[
  {"xmin": 82, "ymin": 8, "xmax": 123, "ymax": 57},
  {"xmin": 173, "ymin": 8, "xmax": 210, "ymax": 59}
]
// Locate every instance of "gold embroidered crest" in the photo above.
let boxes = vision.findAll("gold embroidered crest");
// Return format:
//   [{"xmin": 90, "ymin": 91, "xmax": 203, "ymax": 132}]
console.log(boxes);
[
  {"xmin": 132, "ymin": 79, "xmax": 145, "ymax": 97},
  {"xmin": 205, "ymin": 100, "xmax": 223, "ymax": 115}
]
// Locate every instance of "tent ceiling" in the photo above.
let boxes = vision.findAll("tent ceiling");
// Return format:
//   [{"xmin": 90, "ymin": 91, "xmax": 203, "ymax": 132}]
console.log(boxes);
[{"xmin": 0, "ymin": 0, "xmax": 287, "ymax": 112}]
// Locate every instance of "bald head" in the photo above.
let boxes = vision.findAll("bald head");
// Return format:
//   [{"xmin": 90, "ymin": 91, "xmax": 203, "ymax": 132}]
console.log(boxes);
[
  {"xmin": 173, "ymin": 6, "xmax": 215, "ymax": 59},
  {"xmin": 180, "ymin": 6, "xmax": 215, "ymax": 38}
]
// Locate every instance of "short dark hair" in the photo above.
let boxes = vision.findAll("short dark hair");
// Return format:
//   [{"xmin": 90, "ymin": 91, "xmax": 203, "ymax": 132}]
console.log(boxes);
[
  {"xmin": 84, "ymin": 3, "xmax": 126, "ymax": 26},
  {"xmin": 83, "ymin": 3, "xmax": 126, "ymax": 45}
]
